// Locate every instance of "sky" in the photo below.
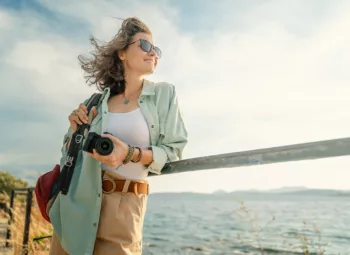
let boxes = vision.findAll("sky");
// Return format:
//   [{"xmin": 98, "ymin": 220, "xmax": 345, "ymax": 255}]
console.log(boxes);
[{"xmin": 1, "ymin": 0, "xmax": 350, "ymax": 193}]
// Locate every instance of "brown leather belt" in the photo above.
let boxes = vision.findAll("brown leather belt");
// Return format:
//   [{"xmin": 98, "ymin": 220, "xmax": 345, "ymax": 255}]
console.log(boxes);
[{"xmin": 102, "ymin": 178, "xmax": 149, "ymax": 195}]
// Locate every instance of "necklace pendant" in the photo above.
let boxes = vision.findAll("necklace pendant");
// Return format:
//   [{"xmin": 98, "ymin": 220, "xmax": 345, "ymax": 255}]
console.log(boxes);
[{"xmin": 123, "ymin": 99, "xmax": 129, "ymax": 105}]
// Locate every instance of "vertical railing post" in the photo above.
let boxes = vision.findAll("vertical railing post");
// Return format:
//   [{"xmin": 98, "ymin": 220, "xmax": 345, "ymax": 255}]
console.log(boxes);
[
  {"xmin": 5, "ymin": 189, "xmax": 15, "ymax": 248},
  {"xmin": 22, "ymin": 189, "xmax": 33, "ymax": 255}
]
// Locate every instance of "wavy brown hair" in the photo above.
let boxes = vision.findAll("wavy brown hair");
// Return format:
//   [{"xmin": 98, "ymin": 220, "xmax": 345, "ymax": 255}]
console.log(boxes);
[{"xmin": 78, "ymin": 17, "xmax": 152, "ymax": 95}]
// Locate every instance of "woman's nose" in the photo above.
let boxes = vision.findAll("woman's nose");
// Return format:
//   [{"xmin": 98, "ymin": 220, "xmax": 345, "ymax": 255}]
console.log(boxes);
[{"xmin": 148, "ymin": 48, "xmax": 156, "ymax": 56}]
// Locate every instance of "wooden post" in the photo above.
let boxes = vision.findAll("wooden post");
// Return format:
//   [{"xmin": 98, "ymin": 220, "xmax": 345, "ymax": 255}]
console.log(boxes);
[
  {"xmin": 5, "ymin": 189, "xmax": 15, "ymax": 248},
  {"xmin": 22, "ymin": 189, "xmax": 33, "ymax": 255}
]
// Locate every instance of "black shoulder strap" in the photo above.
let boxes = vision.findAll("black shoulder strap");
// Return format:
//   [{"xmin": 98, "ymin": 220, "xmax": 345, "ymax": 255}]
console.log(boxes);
[
  {"xmin": 86, "ymin": 92, "xmax": 103, "ymax": 112},
  {"xmin": 59, "ymin": 93, "xmax": 103, "ymax": 195}
]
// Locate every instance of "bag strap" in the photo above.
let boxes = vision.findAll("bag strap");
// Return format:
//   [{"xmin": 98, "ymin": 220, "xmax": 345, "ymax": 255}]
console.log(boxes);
[{"xmin": 59, "ymin": 93, "xmax": 103, "ymax": 195}]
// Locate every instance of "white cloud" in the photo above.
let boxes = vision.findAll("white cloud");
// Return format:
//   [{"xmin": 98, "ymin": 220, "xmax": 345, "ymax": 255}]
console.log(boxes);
[
  {"xmin": 0, "ymin": 8, "xmax": 13, "ymax": 29},
  {"xmin": 8, "ymin": 41, "xmax": 62, "ymax": 75}
]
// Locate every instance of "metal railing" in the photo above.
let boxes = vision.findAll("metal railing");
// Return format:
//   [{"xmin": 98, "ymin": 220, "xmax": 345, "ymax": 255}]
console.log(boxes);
[
  {"xmin": 152, "ymin": 136, "xmax": 350, "ymax": 175},
  {"xmin": 3, "ymin": 136, "xmax": 350, "ymax": 254}
]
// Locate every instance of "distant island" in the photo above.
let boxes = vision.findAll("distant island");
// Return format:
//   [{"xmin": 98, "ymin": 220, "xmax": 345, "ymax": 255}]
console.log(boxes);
[{"xmin": 150, "ymin": 187, "xmax": 350, "ymax": 197}]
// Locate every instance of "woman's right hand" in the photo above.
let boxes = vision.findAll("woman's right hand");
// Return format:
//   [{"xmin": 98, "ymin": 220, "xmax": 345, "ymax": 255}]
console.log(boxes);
[{"xmin": 68, "ymin": 104, "xmax": 97, "ymax": 132}]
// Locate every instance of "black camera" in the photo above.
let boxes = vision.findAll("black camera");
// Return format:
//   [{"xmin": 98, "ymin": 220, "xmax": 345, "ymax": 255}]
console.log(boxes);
[{"xmin": 82, "ymin": 132, "xmax": 114, "ymax": 156}]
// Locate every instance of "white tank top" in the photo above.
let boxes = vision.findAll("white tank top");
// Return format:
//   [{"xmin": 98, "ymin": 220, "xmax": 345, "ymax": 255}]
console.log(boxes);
[{"xmin": 101, "ymin": 108, "xmax": 150, "ymax": 180}]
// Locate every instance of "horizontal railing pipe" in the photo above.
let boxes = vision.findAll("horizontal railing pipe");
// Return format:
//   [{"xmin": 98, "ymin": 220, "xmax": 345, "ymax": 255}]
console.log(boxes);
[{"xmin": 151, "ymin": 137, "xmax": 350, "ymax": 176}]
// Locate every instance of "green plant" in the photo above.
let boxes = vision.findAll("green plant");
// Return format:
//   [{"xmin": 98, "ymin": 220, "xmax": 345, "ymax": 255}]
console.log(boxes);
[{"xmin": 0, "ymin": 171, "xmax": 28, "ymax": 196}]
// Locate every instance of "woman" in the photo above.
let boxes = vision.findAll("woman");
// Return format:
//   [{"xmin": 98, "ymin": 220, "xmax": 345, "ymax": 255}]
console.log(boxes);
[{"xmin": 49, "ymin": 17, "xmax": 188, "ymax": 255}]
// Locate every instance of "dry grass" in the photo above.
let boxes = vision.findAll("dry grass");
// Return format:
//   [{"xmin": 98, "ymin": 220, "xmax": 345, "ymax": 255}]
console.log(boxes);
[
  {"xmin": 0, "ymin": 193, "xmax": 53, "ymax": 255},
  {"xmin": 233, "ymin": 200, "xmax": 327, "ymax": 255}
]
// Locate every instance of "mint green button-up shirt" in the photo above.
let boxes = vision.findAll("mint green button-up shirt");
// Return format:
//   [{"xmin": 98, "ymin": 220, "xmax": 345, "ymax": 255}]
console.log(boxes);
[{"xmin": 49, "ymin": 80, "xmax": 188, "ymax": 255}]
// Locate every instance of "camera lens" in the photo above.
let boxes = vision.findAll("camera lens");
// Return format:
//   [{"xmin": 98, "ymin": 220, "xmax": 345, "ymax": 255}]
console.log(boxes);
[{"xmin": 95, "ymin": 137, "xmax": 114, "ymax": 156}]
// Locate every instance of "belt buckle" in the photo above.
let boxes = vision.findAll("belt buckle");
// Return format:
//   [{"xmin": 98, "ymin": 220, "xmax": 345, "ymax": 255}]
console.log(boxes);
[{"xmin": 102, "ymin": 177, "xmax": 116, "ymax": 194}]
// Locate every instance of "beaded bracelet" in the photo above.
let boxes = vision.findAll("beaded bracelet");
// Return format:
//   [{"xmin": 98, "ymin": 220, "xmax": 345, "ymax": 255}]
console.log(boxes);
[
  {"xmin": 123, "ymin": 145, "xmax": 135, "ymax": 164},
  {"xmin": 131, "ymin": 147, "xmax": 142, "ymax": 163}
]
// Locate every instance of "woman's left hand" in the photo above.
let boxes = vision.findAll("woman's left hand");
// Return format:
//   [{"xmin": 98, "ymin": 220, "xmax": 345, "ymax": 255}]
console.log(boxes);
[{"xmin": 87, "ymin": 133, "xmax": 129, "ymax": 168}]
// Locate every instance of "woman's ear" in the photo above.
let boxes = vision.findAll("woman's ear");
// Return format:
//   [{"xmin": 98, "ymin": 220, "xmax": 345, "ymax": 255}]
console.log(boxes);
[{"xmin": 118, "ymin": 50, "xmax": 126, "ymax": 61}]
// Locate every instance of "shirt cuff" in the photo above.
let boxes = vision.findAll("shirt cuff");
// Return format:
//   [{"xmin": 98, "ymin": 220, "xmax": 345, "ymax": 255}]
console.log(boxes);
[{"xmin": 146, "ymin": 146, "xmax": 168, "ymax": 175}]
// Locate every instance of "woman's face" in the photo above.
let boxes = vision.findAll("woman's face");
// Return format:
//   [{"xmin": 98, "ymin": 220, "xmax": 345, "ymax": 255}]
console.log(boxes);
[{"xmin": 119, "ymin": 32, "xmax": 159, "ymax": 76}]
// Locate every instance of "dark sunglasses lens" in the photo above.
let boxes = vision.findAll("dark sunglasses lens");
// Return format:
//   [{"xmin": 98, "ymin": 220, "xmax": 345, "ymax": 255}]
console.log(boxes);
[
  {"xmin": 140, "ymin": 40, "xmax": 152, "ymax": 52},
  {"xmin": 140, "ymin": 40, "xmax": 162, "ymax": 59},
  {"xmin": 154, "ymin": 47, "xmax": 162, "ymax": 59}
]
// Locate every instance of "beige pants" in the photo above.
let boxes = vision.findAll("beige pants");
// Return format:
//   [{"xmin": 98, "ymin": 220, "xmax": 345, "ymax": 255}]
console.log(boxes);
[{"xmin": 50, "ymin": 173, "xmax": 148, "ymax": 255}]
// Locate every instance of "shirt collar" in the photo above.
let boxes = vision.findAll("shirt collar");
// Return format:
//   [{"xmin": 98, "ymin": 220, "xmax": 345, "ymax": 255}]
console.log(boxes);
[
  {"xmin": 141, "ymin": 79, "xmax": 155, "ymax": 96},
  {"xmin": 102, "ymin": 79, "xmax": 155, "ymax": 99}
]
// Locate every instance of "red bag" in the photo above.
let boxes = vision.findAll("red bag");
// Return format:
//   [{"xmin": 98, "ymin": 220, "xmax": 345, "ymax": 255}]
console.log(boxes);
[
  {"xmin": 34, "ymin": 93, "xmax": 102, "ymax": 223},
  {"xmin": 34, "ymin": 164, "xmax": 60, "ymax": 222}
]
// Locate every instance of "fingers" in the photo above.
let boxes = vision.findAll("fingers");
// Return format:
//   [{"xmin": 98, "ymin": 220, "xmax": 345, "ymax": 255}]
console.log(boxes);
[
  {"xmin": 73, "ymin": 111, "xmax": 84, "ymax": 125},
  {"xmin": 68, "ymin": 104, "xmax": 88, "ymax": 125},
  {"xmin": 87, "ymin": 106, "xmax": 98, "ymax": 123},
  {"xmin": 76, "ymin": 104, "xmax": 89, "ymax": 124},
  {"xmin": 87, "ymin": 151, "xmax": 101, "ymax": 161},
  {"xmin": 68, "ymin": 103, "xmax": 99, "ymax": 131},
  {"xmin": 88, "ymin": 149, "xmax": 116, "ymax": 166},
  {"xmin": 79, "ymin": 104, "xmax": 88, "ymax": 114},
  {"xmin": 91, "ymin": 106, "xmax": 98, "ymax": 118},
  {"xmin": 87, "ymin": 149, "xmax": 99, "ymax": 160},
  {"xmin": 86, "ymin": 138, "xmax": 123, "ymax": 168},
  {"xmin": 68, "ymin": 111, "xmax": 83, "ymax": 125}
]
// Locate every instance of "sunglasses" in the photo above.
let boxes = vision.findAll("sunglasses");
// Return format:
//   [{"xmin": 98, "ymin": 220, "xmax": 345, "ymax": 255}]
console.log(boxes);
[{"xmin": 128, "ymin": 39, "xmax": 162, "ymax": 59}]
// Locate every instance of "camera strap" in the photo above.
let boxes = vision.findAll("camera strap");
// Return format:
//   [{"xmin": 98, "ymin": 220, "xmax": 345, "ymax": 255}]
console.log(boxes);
[{"xmin": 58, "ymin": 93, "xmax": 103, "ymax": 195}]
